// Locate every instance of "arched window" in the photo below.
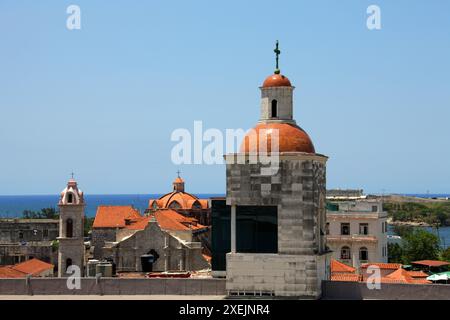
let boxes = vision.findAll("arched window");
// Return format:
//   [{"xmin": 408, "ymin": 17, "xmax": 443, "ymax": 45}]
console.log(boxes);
[
  {"xmin": 67, "ymin": 193, "xmax": 73, "ymax": 204},
  {"xmin": 169, "ymin": 201, "xmax": 181, "ymax": 209},
  {"xmin": 341, "ymin": 246, "xmax": 351, "ymax": 260},
  {"xmin": 66, "ymin": 258, "xmax": 72, "ymax": 271},
  {"xmin": 271, "ymin": 99, "xmax": 278, "ymax": 118},
  {"xmin": 66, "ymin": 219, "xmax": 73, "ymax": 238},
  {"xmin": 359, "ymin": 247, "xmax": 368, "ymax": 261},
  {"xmin": 192, "ymin": 200, "xmax": 202, "ymax": 210}
]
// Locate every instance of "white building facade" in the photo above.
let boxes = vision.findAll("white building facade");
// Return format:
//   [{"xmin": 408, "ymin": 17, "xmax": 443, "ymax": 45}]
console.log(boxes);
[{"xmin": 326, "ymin": 200, "xmax": 388, "ymax": 268}]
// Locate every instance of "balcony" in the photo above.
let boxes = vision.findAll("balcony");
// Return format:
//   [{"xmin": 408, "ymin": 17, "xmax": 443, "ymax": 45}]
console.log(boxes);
[{"xmin": 326, "ymin": 234, "xmax": 378, "ymax": 243}]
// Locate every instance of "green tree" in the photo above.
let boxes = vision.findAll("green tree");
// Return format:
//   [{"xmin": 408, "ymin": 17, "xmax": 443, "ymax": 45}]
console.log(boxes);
[
  {"xmin": 84, "ymin": 217, "xmax": 95, "ymax": 237},
  {"xmin": 40, "ymin": 207, "xmax": 58, "ymax": 219},
  {"xmin": 402, "ymin": 228, "xmax": 440, "ymax": 263},
  {"xmin": 388, "ymin": 242, "xmax": 404, "ymax": 263},
  {"xmin": 441, "ymin": 247, "xmax": 450, "ymax": 262},
  {"xmin": 22, "ymin": 208, "xmax": 59, "ymax": 219}
]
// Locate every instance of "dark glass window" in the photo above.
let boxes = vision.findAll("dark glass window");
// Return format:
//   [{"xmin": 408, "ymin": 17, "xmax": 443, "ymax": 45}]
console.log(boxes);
[
  {"xmin": 236, "ymin": 205, "xmax": 277, "ymax": 253},
  {"xmin": 341, "ymin": 223, "xmax": 350, "ymax": 235},
  {"xmin": 66, "ymin": 258, "xmax": 72, "ymax": 271},
  {"xmin": 211, "ymin": 199, "xmax": 230, "ymax": 272},
  {"xmin": 359, "ymin": 223, "xmax": 369, "ymax": 235},
  {"xmin": 360, "ymin": 247, "xmax": 368, "ymax": 261},
  {"xmin": 341, "ymin": 246, "xmax": 351, "ymax": 260}
]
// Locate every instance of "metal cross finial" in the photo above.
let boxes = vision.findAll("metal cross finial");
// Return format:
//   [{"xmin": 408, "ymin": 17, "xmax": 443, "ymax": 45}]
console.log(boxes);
[
  {"xmin": 274, "ymin": 40, "xmax": 281, "ymax": 74},
  {"xmin": 176, "ymin": 170, "xmax": 181, "ymax": 178},
  {"xmin": 71, "ymin": 172, "xmax": 74, "ymax": 179}
]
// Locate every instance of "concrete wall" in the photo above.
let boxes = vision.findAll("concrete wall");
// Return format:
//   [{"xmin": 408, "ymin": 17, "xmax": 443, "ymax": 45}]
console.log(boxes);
[
  {"xmin": 322, "ymin": 280, "xmax": 450, "ymax": 300},
  {"xmin": 0, "ymin": 278, "xmax": 225, "ymax": 296},
  {"xmin": 226, "ymin": 252, "xmax": 330, "ymax": 298},
  {"xmin": 225, "ymin": 154, "xmax": 329, "ymax": 297}
]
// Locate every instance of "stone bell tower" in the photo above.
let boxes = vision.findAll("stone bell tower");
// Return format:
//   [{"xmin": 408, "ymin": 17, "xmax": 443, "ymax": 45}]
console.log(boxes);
[
  {"xmin": 225, "ymin": 42, "xmax": 330, "ymax": 298},
  {"xmin": 57, "ymin": 176, "xmax": 85, "ymax": 277}
]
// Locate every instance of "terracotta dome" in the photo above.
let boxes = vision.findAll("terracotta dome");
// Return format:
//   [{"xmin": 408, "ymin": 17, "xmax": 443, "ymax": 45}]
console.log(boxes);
[
  {"xmin": 149, "ymin": 192, "xmax": 208, "ymax": 210},
  {"xmin": 262, "ymin": 73, "xmax": 292, "ymax": 88},
  {"xmin": 240, "ymin": 122, "xmax": 315, "ymax": 154}
]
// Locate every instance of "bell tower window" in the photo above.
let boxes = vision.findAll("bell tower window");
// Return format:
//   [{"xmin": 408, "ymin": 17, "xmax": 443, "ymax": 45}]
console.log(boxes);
[
  {"xmin": 271, "ymin": 100, "xmax": 278, "ymax": 118},
  {"xmin": 67, "ymin": 193, "xmax": 73, "ymax": 204},
  {"xmin": 66, "ymin": 258, "xmax": 72, "ymax": 271},
  {"xmin": 66, "ymin": 219, "xmax": 73, "ymax": 238}
]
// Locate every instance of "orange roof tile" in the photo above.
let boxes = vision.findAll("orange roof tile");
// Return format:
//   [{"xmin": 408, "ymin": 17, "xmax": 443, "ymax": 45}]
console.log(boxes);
[
  {"xmin": 331, "ymin": 259, "xmax": 356, "ymax": 273},
  {"xmin": 153, "ymin": 209, "xmax": 208, "ymax": 232},
  {"xmin": 412, "ymin": 260, "xmax": 450, "ymax": 267},
  {"xmin": 361, "ymin": 263, "xmax": 402, "ymax": 270},
  {"xmin": 382, "ymin": 268, "xmax": 432, "ymax": 284},
  {"xmin": 331, "ymin": 273, "xmax": 361, "ymax": 282},
  {"xmin": 150, "ymin": 192, "xmax": 208, "ymax": 210},
  {"xmin": 0, "ymin": 266, "xmax": 27, "ymax": 278},
  {"xmin": 93, "ymin": 206, "xmax": 149, "ymax": 230},
  {"xmin": 385, "ymin": 268, "xmax": 414, "ymax": 282},
  {"xmin": 406, "ymin": 270, "xmax": 429, "ymax": 278},
  {"xmin": 12, "ymin": 258, "xmax": 54, "ymax": 276}
]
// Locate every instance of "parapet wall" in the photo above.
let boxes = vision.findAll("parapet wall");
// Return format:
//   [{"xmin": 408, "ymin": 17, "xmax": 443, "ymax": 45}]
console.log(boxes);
[
  {"xmin": 322, "ymin": 280, "xmax": 450, "ymax": 300},
  {"xmin": 0, "ymin": 278, "xmax": 226, "ymax": 296}
]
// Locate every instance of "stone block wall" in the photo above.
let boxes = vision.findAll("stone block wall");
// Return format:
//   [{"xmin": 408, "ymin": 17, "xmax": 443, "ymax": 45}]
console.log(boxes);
[
  {"xmin": 226, "ymin": 253, "xmax": 329, "ymax": 298},
  {"xmin": 225, "ymin": 153, "xmax": 329, "ymax": 297}
]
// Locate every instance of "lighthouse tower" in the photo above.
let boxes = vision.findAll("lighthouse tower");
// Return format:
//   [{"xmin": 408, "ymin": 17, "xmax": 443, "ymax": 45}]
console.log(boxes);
[{"xmin": 57, "ymin": 177, "xmax": 85, "ymax": 277}]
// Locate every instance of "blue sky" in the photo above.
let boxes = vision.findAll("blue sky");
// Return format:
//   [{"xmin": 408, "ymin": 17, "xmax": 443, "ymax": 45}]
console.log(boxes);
[{"xmin": 0, "ymin": 0, "xmax": 449, "ymax": 195}]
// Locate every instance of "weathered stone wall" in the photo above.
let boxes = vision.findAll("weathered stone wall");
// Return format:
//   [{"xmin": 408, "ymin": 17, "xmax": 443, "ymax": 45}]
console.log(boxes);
[
  {"xmin": 322, "ymin": 280, "xmax": 450, "ymax": 300},
  {"xmin": 226, "ymin": 253, "xmax": 329, "ymax": 298},
  {"xmin": 91, "ymin": 228, "xmax": 117, "ymax": 260},
  {"xmin": 0, "ymin": 244, "xmax": 57, "ymax": 266},
  {"xmin": 225, "ymin": 153, "xmax": 329, "ymax": 297},
  {"xmin": 0, "ymin": 219, "xmax": 59, "ymax": 243},
  {"xmin": 0, "ymin": 278, "xmax": 226, "ymax": 296},
  {"xmin": 104, "ymin": 220, "xmax": 209, "ymax": 272}
]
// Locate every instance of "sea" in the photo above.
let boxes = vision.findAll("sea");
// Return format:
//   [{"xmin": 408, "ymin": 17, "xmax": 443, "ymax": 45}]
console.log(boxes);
[
  {"xmin": 0, "ymin": 194, "xmax": 224, "ymax": 218},
  {"xmin": 0, "ymin": 193, "xmax": 448, "ymax": 248}
]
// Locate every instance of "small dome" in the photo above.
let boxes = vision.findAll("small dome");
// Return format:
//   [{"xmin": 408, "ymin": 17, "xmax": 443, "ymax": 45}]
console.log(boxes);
[
  {"xmin": 262, "ymin": 73, "xmax": 292, "ymax": 88},
  {"xmin": 240, "ymin": 122, "xmax": 315, "ymax": 154}
]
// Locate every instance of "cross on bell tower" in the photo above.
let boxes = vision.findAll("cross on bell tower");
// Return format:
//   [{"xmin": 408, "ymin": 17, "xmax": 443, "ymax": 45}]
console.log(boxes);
[{"xmin": 274, "ymin": 40, "xmax": 281, "ymax": 74}]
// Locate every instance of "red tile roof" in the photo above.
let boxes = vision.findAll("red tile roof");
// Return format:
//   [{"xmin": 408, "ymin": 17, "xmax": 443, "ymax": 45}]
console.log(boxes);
[
  {"xmin": 383, "ymin": 268, "xmax": 431, "ymax": 284},
  {"xmin": 0, "ymin": 266, "xmax": 27, "ymax": 278},
  {"xmin": 406, "ymin": 270, "xmax": 429, "ymax": 278},
  {"xmin": 12, "ymin": 258, "xmax": 54, "ymax": 276},
  {"xmin": 361, "ymin": 263, "xmax": 402, "ymax": 270},
  {"xmin": 412, "ymin": 260, "xmax": 450, "ymax": 267},
  {"xmin": 153, "ymin": 209, "xmax": 208, "ymax": 232},
  {"xmin": 331, "ymin": 273, "xmax": 361, "ymax": 282},
  {"xmin": 149, "ymin": 192, "xmax": 208, "ymax": 210},
  {"xmin": 93, "ymin": 206, "xmax": 149, "ymax": 230},
  {"xmin": 331, "ymin": 259, "xmax": 356, "ymax": 273},
  {"xmin": 0, "ymin": 258, "xmax": 54, "ymax": 278}
]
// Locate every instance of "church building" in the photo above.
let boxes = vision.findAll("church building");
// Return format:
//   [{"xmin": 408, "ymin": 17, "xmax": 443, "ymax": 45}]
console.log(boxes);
[{"xmin": 222, "ymin": 42, "xmax": 331, "ymax": 298}]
